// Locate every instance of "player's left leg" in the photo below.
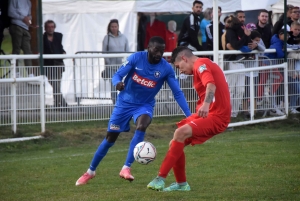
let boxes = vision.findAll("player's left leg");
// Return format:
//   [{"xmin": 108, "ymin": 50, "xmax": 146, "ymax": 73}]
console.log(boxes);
[
  {"xmin": 120, "ymin": 114, "xmax": 152, "ymax": 181},
  {"xmin": 147, "ymin": 125, "xmax": 192, "ymax": 191},
  {"xmin": 163, "ymin": 152, "xmax": 191, "ymax": 191}
]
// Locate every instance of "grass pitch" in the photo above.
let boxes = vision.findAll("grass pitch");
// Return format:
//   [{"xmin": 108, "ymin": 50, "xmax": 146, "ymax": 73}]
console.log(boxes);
[{"xmin": 0, "ymin": 116, "xmax": 299, "ymax": 201}]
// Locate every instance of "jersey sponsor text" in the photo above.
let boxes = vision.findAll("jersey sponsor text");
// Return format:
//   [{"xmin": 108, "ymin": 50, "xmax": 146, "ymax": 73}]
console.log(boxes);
[{"xmin": 132, "ymin": 73, "xmax": 157, "ymax": 88}]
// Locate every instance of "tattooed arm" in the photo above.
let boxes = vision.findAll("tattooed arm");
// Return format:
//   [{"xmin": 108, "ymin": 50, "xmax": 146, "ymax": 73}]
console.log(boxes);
[{"xmin": 198, "ymin": 83, "xmax": 216, "ymax": 118}]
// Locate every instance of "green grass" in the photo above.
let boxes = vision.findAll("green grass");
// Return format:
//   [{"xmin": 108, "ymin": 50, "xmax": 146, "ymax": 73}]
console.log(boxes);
[{"xmin": 0, "ymin": 117, "xmax": 300, "ymax": 201}]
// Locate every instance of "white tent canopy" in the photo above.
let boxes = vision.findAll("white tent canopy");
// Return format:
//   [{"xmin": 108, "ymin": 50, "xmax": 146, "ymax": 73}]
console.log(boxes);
[
  {"xmin": 271, "ymin": 0, "xmax": 300, "ymax": 14},
  {"xmin": 42, "ymin": 0, "xmax": 284, "ymax": 53}
]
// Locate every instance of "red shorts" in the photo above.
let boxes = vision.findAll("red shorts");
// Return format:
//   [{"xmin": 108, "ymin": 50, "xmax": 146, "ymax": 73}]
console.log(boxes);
[{"xmin": 177, "ymin": 114, "xmax": 230, "ymax": 146}]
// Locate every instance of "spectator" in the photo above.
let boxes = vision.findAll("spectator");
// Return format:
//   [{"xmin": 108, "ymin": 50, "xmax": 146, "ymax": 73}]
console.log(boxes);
[
  {"xmin": 102, "ymin": 19, "xmax": 129, "ymax": 104},
  {"xmin": 243, "ymin": 30, "xmax": 266, "ymax": 118},
  {"xmin": 221, "ymin": 15, "xmax": 230, "ymax": 50},
  {"xmin": 262, "ymin": 29, "xmax": 286, "ymax": 116},
  {"xmin": 8, "ymin": 0, "xmax": 33, "ymax": 77},
  {"xmin": 272, "ymin": 4, "xmax": 294, "ymax": 35},
  {"xmin": 137, "ymin": 12, "xmax": 147, "ymax": 51},
  {"xmin": 287, "ymin": 6, "xmax": 300, "ymax": 30},
  {"xmin": 0, "ymin": 0, "xmax": 9, "ymax": 50},
  {"xmin": 206, "ymin": 6, "xmax": 224, "ymax": 51},
  {"xmin": 235, "ymin": 10, "xmax": 246, "ymax": 25},
  {"xmin": 177, "ymin": 0, "xmax": 203, "ymax": 51},
  {"xmin": 165, "ymin": 20, "xmax": 178, "ymax": 53},
  {"xmin": 43, "ymin": 20, "xmax": 66, "ymax": 107},
  {"xmin": 200, "ymin": 7, "xmax": 212, "ymax": 50},
  {"xmin": 256, "ymin": 9, "xmax": 272, "ymax": 48},
  {"xmin": 225, "ymin": 15, "xmax": 251, "ymax": 117},
  {"xmin": 287, "ymin": 21, "xmax": 300, "ymax": 114}
]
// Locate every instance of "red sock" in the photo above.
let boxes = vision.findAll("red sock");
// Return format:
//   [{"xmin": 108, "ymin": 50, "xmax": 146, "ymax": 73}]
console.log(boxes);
[
  {"xmin": 158, "ymin": 140, "xmax": 185, "ymax": 178},
  {"xmin": 173, "ymin": 152, "xmax": 186, "ymax": 183}
]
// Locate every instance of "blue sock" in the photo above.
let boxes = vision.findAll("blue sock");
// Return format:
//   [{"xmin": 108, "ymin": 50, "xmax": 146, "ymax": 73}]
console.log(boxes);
[
  {"xmin": 89, "ymin": 138, "xmax": 114, "ymax": 171},
  {"xmin": 124, "ymin": 130, "xmax": 145, "ymax": 167}
]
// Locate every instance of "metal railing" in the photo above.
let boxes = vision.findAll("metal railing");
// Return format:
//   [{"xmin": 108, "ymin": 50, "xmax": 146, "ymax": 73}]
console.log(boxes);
[{"xmin": 0, "ymin": 49, "xmax": 299, "ymax": 134}]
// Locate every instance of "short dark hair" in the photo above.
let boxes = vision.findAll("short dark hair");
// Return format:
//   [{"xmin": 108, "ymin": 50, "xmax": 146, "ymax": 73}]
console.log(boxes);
[
  {"xmin": 250, "ymin": 30, "xmax": 261, "ymax": 40},
  {"xmin": 258, "ymin": 9, "xmax": 269, "ymax": 16},
  {"xmin": 149, "ymin": 36, "xmax": 165, "ymax": 46},
  {"xmin": 171, "ymin": 46, "xmax": 193, "ymax": 64},
  {"xmin": 224, "ymin": 15, "xmax": 230, "ymax": 23},
  {"xmin": 193, "ymin": 0, "xmax": 203, "ymax": 6},
  {"xmin": 278, "ymin": 29, "xmax": 285, "ymax": 35},
  {"xmin": 107, "ymin": 19, "xmax": 119, "ymax": 34},
  {"xmin": 44, "ymin": 19, "xmax": 56, "ymax": 30},
  {"xmin": 235, "ymin": 10, "xmax": 244, "ymax": 16}
]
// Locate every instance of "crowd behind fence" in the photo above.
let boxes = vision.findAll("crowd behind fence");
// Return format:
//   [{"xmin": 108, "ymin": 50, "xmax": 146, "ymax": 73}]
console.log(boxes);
[{"xmin": 0, "ymin": 50, "xmax": 299, "ymax": 133}]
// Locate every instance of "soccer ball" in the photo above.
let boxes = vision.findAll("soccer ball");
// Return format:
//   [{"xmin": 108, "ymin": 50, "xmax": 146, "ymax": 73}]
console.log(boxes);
[{"xmin": 133, "ymin": 141, "xmax": 156, "ymax": 165}]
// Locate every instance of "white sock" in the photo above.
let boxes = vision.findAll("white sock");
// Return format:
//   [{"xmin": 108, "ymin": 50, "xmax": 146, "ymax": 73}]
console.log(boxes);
[
  {"xmin": 87, "ymin": 169, "xmax": 95, "ymax": 175},
  {"xmin": 122, "ymin": 165, "xmax": 130, "ymax": 169}
]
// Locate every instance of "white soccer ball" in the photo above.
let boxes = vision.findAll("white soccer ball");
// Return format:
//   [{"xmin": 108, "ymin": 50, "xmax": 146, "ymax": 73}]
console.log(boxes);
[{"xmin": 133, "ymin": 141, "xmax": 157, "ymax": 165}]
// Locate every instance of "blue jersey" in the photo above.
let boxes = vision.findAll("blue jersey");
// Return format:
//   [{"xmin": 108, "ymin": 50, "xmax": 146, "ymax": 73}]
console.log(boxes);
[{"xmin": 112, "ymin": 51, "xmax": 191, "ymax": 117}]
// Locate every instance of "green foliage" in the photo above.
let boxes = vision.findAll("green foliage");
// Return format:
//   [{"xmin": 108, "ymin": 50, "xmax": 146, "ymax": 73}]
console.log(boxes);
[{"xmin": 0, "ymin": 117, "xmax": 300, "ymax": 200}]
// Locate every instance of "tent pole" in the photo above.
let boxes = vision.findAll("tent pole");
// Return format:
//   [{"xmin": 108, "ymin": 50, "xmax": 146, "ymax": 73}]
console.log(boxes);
[
  {"xmin": 213, "ymin": 0, "xmax": 219, "ymax": 64},
  {"xmin": 38, "ymin": 0, "xmax": 44, "ymax": 75},
  {"xmin": 283, "ymin": 0, "xmax": 287, "ymax": 63}
]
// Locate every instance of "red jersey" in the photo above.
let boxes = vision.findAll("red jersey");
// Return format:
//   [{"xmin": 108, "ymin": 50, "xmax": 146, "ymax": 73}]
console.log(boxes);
[
  {"xmin": 193, "ymin": 58, "xmax": 231, "ymax": 119},
  {"xmin": 165, "ymin": 30, "xmax": 178, "ymax": 52},
  {"xmin": 144, "ymin": 20, "xmax": 166, "ymax": 48}
]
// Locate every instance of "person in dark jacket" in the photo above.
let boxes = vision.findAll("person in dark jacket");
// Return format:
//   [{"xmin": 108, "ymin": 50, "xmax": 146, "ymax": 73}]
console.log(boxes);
[
  {"xmin": 43, "ymin": 19, "xmax": 66, "ymax": 107},
  {"xmin": 225, "ymin": 15, "xmax": 251, "ymax": 60},
  {"xmin": 255, "ymin": 9, "xmax": 272, "ymax": 48},
  {"xmin": 272, "ymin": 4, "xmax": 294, "ymax": 35},
  {"xmin": 177, "ymin": 0, "xmax": 203, "ymax": 51}
]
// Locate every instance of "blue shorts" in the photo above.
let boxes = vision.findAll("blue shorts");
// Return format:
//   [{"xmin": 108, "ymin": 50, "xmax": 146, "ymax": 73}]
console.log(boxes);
[{"xmin": 107, "ymin": 102, "xmax": 154, "ymax": 132}]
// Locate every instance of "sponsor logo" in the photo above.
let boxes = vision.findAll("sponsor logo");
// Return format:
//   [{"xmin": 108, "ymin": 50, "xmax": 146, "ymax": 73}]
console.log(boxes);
[
  {"xmin": 110, "ymin": 124, "xmax": 120, "ymax": 130},
  {"xmin": 198, "ymin": 64, "xmax": 207, "ymax": 73},
  {"xmin": 135, "ymin": 67, "xmax": 143, "ymax": 70},
  {"xmin": 132, "ymin": 73, "xmax": 157, "ymax": 88},
  {"xmin": 154, "ymin": 71, "xmax": 161, "ymax": 78}
]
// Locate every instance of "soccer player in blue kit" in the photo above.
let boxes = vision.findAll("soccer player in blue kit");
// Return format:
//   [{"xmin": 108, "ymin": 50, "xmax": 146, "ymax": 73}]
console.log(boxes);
[{"xmin": 76, "ymin": 36, "xmax": 191, "ymax": 186}]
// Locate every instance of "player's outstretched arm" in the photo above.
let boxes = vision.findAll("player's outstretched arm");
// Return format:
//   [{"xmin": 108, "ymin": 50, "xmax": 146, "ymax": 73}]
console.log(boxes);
[
  {"xmin": 167, "ymin": 73, "xmax": 191, "ymax": 117},
  {"xmin": 198, "ymin": 83, "xmax": 216, "ymax": 118}
]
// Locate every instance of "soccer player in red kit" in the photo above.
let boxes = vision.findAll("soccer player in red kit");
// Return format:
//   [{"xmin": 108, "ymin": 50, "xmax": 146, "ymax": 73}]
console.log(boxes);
[{"xmin": 147, "ymin": 46, "xmax": 231, "ymax": 191}]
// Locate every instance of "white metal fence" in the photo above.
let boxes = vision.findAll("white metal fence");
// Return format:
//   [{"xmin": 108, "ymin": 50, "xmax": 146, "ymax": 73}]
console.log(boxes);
[{"xmin": 0, "ymin": 50, "xmax": 299, "ymax": 134}]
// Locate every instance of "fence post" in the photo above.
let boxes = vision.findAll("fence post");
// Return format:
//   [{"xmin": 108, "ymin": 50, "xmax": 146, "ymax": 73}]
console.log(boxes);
[
  {"xmin": 249, "ymin": 71, "xmax": 255, "ymax": 120},
  {"xmin": 40, "ymin": 76, "xmax": 45, "ymax": 133},
  {"xmin": 283, "ymin": 62, "xmax": 289, "ymax": 116},
  {"xmin": 10, "ymin": 58, "xmax": 17, "ymax": 134}
]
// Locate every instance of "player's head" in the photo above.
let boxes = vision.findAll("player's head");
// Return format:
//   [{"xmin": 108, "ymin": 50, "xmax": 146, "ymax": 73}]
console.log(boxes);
[
  {"xmin": 147, "ymin": 36, "xmax": 165, "ymax": 64},
  {"xmin": 192, "ymin": 1, "xmax": 203, "ymax": 16},
  {"xmin": 171, "ymin": 46, "xmax": 194, "ymax": 75}
]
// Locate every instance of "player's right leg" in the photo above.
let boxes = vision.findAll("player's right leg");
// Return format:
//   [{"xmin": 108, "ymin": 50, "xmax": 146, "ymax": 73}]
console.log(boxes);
[
  {"xmin": 120, "ymin": 107, "xmax": 153, "ymax": 182},
  {"xmin": 76, "ymin": 133, "xmax": 118, "ymax": 186}
]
